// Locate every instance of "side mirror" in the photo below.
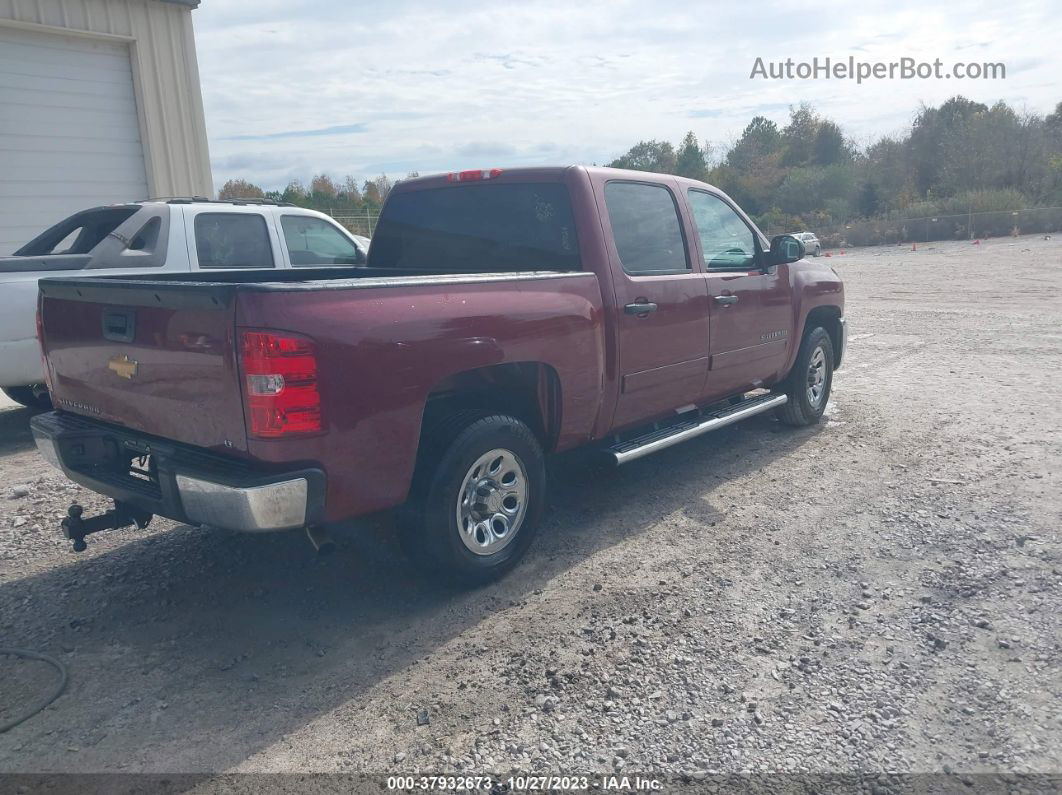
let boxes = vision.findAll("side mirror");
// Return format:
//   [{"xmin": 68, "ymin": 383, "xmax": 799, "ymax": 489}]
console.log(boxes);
[{"xmin": 767, "ymin": 234, "xmax": 805, "ymax": 267}]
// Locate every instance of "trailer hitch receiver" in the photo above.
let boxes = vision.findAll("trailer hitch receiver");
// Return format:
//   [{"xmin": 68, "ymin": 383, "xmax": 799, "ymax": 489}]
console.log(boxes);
[{"xmin": 61, "ymin": 502, "xmax": 153, "ymax": 552}]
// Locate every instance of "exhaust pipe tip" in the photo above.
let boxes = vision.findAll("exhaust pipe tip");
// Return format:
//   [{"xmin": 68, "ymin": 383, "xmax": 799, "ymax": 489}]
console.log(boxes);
[{"xmin": 305, "ymin": 525, "xmax": 335, "ymax": 556}]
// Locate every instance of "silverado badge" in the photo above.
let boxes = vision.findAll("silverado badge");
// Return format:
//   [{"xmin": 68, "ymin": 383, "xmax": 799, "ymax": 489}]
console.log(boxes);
[
  {"xmin": 760, "ymin": 329, "xmax": 788, "ymax": 342},
  {"xmin": 108, "ymin": 354, "xmax": 138, "ymax": 379}
]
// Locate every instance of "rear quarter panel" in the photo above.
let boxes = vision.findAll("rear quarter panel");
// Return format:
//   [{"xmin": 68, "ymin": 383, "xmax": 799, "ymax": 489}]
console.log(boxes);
[{"xmin": 235, "ymin": 273, "xmax": 605, "ymax": 520}]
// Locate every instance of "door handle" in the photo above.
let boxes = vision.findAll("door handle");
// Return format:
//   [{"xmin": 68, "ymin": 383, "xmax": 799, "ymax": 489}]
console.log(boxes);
[
  {"xmin": 624, "ymin": 302, "xmax": 658, "ymax": 315},
  {"xmin": 713, "ymin": 295, "xmax": 739, "ymax": 306}
]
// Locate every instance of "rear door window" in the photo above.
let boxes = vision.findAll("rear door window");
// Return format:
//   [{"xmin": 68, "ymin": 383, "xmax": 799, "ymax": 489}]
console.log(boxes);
[
  {"xmin": 369, "ymin": 183, "xmax": 580, "ymax": 272},
  {"xmin": 194, "ymin": 213, "xmax": 275, "ymax": 269},
  {"xmin": 603, "ymin": 182, "xmax": 689, "ymax": 274},
  {"xmin": 280, "ymin": 215, "xmax": 362, "ymax": 265}
]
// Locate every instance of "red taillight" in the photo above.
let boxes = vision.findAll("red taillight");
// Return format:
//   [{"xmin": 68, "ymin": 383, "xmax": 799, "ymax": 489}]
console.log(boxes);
[
  {"xmin": 446, "ymin": 168, "xmax": 503, "ymax": 182},
  {"xmin": 240, "ymin": 330, "xmax": 321, "ymax": 437}
]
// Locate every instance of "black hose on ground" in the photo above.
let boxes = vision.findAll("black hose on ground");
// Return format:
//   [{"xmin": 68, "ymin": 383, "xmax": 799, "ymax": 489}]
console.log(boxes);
[{"xmin": 0, "ymin": 647, "xmax": 68, "ymax": 733}]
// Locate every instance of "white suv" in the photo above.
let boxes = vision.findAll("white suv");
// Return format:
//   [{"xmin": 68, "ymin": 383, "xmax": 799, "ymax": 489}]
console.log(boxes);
[{"xmin": 793, "ymin": 231, "xmax": 822, "ymax": 256}]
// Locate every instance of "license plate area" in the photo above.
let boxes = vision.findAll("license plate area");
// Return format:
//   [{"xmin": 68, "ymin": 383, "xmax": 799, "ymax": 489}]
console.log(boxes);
[
  {"xmin": 62, "ymin": 433, "xmax": 164, "ymax": 500},
  {"xmin": 127, "ymin": 453, "xmax": 157, "ymax": 487}
]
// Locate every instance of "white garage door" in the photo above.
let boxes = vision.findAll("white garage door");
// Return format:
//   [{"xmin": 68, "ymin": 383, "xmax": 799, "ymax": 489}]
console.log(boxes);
[{"xmin": 0, "ymin": 26, "xmax": 150, "ymax": 255}]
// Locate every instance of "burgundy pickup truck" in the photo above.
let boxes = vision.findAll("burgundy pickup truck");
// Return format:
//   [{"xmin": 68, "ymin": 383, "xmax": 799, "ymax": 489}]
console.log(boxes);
[{"xmin": 31, "ymin": 166, "xmax": 844, "ymax": 582}]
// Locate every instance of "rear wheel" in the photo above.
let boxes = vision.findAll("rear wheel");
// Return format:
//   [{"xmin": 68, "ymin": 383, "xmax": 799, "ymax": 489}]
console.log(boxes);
[
  {"xmin": 775, "ymin": 326, "xmax": 834, "ymax": 426},
  {"xmin": 2, "ymin": 385, "xmax": 51, "ymax": 410},
  {"xmin": 397, "ymin": 413, "xmax": 545, "ymax": 585}
]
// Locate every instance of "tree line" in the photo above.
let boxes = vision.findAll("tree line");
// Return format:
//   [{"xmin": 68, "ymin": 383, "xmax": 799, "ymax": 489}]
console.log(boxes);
[
  {"xmin": 608, "ymin": 96, "xmax": 1062, "ymax": 232},
  {"xmin": 218, "ymin": 173, "xmax": 413, "ymax": 210},
  {"xmin": 218, "ymin": 95, "xmax": 1062, "ymax": 233}
]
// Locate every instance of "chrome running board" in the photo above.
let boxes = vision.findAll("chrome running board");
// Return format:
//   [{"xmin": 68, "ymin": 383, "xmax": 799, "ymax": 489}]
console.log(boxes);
[{"xmin": 608, "ymin": 393, "xmax": 788, "ymax": 465}]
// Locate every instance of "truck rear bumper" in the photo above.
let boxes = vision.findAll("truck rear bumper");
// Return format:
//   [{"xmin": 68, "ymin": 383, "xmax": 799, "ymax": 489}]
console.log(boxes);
[{"xmin": 30, "ymin": 411, "xmax": 325, "ymax": 532}]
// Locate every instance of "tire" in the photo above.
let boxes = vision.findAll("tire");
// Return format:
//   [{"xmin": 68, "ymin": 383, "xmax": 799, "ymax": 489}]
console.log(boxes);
[
  {"xmin": 2, "ymin": 385, "xmax": 51, "ymax": 410},
  {"xmin": 775, "ymin": 326, "xmax": 834, "ymax": 427},
  {"xmin": 397, "ymin": 412, "xmax": 546, "ymax": 585},
  {"xmin": 813, "ymin": 245, "xmax": 821, "ymax": 257}
]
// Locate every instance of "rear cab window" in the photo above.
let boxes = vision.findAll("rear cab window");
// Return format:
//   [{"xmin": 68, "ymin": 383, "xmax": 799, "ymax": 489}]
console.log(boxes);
[
  {"xmin": 368, "ymin": 183, "xmax": 580, "ymax": 273},
  {"xmin": 194, "ymin": 213, "xmax": 275, "ymax": 269}
]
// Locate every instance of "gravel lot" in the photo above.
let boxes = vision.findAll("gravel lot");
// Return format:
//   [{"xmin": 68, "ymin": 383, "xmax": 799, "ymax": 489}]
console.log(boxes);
[{"xmin": 0, "ymin": 236, "xmax": 1059, "ymax": 783}]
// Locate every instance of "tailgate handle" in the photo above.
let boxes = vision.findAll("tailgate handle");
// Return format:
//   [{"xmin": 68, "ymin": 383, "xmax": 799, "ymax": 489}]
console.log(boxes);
[{"xmin": 102, "ymin": 309, "xmax": 136, "ymax": 343}]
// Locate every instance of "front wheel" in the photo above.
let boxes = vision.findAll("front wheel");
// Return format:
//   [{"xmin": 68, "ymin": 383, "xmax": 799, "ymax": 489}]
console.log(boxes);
[
  {"xmin": 397, "ymin": 413, "xmax": 545, "ymax": 585},
  {"xmin": 775, "ymin": 326, "xmax": 834, "ymax": 426}
]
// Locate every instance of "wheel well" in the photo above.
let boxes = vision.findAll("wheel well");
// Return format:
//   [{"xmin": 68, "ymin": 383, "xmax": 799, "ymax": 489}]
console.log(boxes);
[
  {"xmin": 423, "ymin": 363, "xmax": 561, "ymax": 450},
  {"xmin": 803, "ymin": 306, "xmax": 844, "ymax": 367}
]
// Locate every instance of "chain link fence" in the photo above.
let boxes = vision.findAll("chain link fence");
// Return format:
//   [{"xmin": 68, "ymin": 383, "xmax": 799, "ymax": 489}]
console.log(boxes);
[
  {"xmin": 326, "ymin": 208, "xmax": 380, "ymax": 238},
  {"xmin": 807, "ymin": 207, "xmax": 1062, "ymax": 248}
]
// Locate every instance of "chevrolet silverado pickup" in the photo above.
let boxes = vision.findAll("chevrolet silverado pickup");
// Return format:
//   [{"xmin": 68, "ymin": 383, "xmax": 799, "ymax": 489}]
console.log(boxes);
[
  {"xmin": 0, "ymin": 199, "xmax": 368, "ymax": 408},
  {"xmin": 31, "ymin": 166, "xmax": 845, "ymax": 582}
]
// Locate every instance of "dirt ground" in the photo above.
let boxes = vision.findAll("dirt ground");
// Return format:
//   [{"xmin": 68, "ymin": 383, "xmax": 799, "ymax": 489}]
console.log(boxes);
[{"xmin": 0, "ymin": 235, "xmax": 1059, "ymax": 782}]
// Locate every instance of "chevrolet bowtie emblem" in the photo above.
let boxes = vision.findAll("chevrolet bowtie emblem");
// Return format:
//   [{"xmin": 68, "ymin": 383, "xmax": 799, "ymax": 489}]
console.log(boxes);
[{"xmin": 108, "ymin": 354, "xmax": 138, "ymax": 379}]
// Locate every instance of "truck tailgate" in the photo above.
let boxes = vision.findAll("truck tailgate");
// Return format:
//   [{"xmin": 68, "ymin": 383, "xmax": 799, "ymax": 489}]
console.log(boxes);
[{"xmin": 38, "ymin": 280, "xmax": 248, "ymax": 453}]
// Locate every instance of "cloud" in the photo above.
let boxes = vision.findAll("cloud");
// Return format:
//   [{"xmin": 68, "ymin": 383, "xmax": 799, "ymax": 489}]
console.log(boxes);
[
  {"xmin": 455, "ymin": 141, "xmax": 519, "ymax": 158},
  {"xmin": 195, "ymin": 0, "xmax": 1061, "ymax": 192},
  {"xmin": 222, "ymin": 123, "xmax": 370, "ymax": 141}
]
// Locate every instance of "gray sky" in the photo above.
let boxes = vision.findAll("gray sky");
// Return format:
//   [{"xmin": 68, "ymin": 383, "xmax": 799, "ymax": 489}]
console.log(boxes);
[{"xmin": 194, "ymin": 0, "xmax": 1060, "ymax": 193}]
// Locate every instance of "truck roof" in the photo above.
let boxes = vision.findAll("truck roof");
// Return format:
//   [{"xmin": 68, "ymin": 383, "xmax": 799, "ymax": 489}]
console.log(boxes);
[
  {"xmin": 142, "ymin": 197, "xmax": 299, "ymax": 207},
  {"xmin": 392, "ymin": 164, "xmax": 725, "ymax": 194},
  {"xmin": 65, "ymin": 198, "xmax": 332, "ymax": 216}
]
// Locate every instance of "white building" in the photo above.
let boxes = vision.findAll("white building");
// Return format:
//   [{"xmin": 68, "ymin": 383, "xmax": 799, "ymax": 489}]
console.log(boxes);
[{"xmin": 0, "ymin": 0, "xmax": 212, "ymax": 254}]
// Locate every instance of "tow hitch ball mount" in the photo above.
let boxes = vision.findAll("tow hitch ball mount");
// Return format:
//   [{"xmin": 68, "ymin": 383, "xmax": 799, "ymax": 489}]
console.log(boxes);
[{"xmin": 61, "ymin": 502, "xmax": 154, "ymax": 552}]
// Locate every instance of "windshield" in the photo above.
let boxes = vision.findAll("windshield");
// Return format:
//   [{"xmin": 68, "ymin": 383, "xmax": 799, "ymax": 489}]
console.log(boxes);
[{"xmin": 368, "ymin": 183, "xmax": 580, "ymax": 273}]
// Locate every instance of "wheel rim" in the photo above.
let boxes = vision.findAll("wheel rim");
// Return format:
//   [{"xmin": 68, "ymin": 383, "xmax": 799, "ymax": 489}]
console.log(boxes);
[
  {"xmin": 456, "ymin": 448, "xmax": 528, "ymax": 556},
  {"xmin": 806, "ymin": 345, "xmax": 827, "ymax": 408}
]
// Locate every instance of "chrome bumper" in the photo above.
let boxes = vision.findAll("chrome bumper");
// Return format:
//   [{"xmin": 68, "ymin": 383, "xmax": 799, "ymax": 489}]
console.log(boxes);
[
  {"xmin": 30, "ymin": 411, "xmax": 325, "ymax": 534},
  {"xmin": 175, "ymin": 474, "xmax": 308, "ymax": 532}
]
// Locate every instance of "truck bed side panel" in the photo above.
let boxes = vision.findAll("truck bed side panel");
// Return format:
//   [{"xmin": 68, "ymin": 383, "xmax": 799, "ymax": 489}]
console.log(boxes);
[{"xmin": 235, "ymin": 272, "xmax": 605, "ymax": 519}]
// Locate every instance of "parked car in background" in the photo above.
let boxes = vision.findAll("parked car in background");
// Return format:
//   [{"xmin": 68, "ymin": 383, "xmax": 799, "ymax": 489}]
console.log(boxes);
[
  {"xmin": 32, "ymin": 166, "xmax": 845, "ymax": 582},
  {"xmin": 0, "ymin": 199, "xmax": 368, "ymax": 408},
  {"xmin": 793, "ymin": 231, "xmax": 821, "ymax": 256}
]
